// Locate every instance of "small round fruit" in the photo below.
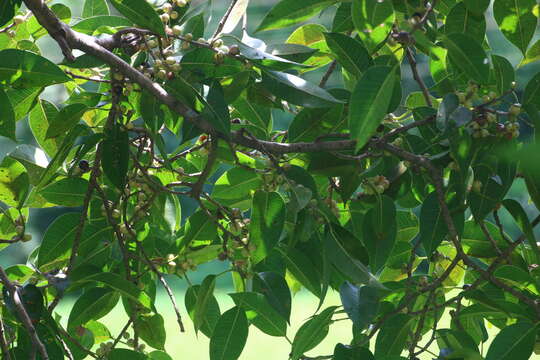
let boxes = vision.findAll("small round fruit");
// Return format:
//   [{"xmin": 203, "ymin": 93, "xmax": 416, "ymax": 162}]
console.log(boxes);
[
  {"xmin": 22, "ymin": 234, "xmax": 32, "ymax": 242},
  {"xmin": 113, "ymin": 72, "xmax": 124, "ymax": 81},
  {"xmin": 229, "ymin": 45, "xmax": 240, "ymax": 55},
  {"xmin": 160, "ymin": 13, "xmax": 170, "ymax": 23},
  {"xmin": 172, "ymin": 25, "xmax": 182, "ymax": 36},
  {"xmin": 162, "ymin": 2, "xmax": 173, "ymax": 13},
  {"xmin": 15, "ymin": 225, "xmax": 24, "ymax": 235},
  {"xmin": 509, "ymin": 103, "xmax": 522, "ymax": 116},
  {"xmin": 13, "ymin": 15, "xmax": 25, "ymax": 25},
  {"xmin": 472, "ymin": 180, "xmax": 482, "ymax": 193},
  {"xmin": 78, "ymin": 159, "xmax": 90, "ymax": 172}
]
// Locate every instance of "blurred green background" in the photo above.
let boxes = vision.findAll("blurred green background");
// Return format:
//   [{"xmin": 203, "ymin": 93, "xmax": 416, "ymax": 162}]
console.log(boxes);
[{"xmin": 1, "ymin": 0, "xmax": 539, "ymax": 358}]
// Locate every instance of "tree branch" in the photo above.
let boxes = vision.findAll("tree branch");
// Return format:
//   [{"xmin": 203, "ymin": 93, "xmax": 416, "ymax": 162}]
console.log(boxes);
[{"xmin": 0, "ymin": 267, "xmax": 49, "ymax": 360}]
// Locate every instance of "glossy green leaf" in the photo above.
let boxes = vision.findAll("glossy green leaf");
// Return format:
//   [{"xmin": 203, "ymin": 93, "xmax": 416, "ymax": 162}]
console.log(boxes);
[
  {"xmin": 29, "ymin": 100, "xmax": 63, "ymax": 157},
  {"xmin": 349, "ymin": 66, "xmax": 396, "ymax": 151},
  {"xmin": 256, "ymin": 0, "xmax": 335, "ymax": 32},
  {"xmin": 290, "ymin": 306, "xmax": 338, "ymax": 360},
  {"xmin": 185, "ymin": 284, "xmax": 221, "ymax": 338},
  {"xmin": 261, "ymin": 69, "xmax": 343, "ymax": 108},
  {"xmin": 46, "ymin": 103, "xmax": 88, "ymax": 139},
  {"xmin": 288, "ymin": 104, "xmax": 345, "ymax": 143},
  {"xmin": 326, "ymin": 225, "xmax": 376, "ymax": 286},
  {"xmin": 493, "ymin": 0, "xmax": 537, "ymax": 55},
  {"xmin": 101, "ymin": 125, "xmax": 129, "ymax": 190},
  {"xmin": 420, "ymin": 192, "xmax": 449, "ymax": 256},
  {"xmin": 492, "ymin": 54, "xmax": 515, "ymax": 94},
  {"xmin": 485, "ymin": 322, "xmax": 536, "ymax": 360},
  {"xmin": 253, "ymin": 272, "xmax": 291, "ymax": 323},
  {"xmin": 75, "ymin": 272, "xmax": 152, "ymax": 310},
  {"xmin": 0, "ymin": 49, "xmax": 70, "ymax": 87},
  {"xmin": 68, "ymin": 288, "xmax": 119, "ymax": 329},
  {"xmin": 202, "ymin": 81, "xmax": 231, "ymax": 137},
  {"xmin": 37, "ymin": 213, "xmax": 109, "ymax": 269},
  {"xmin": 0, "ymin": 0, "xmax": 21, "ymax": 27},
  {"xmin": 277, "ymin": 247, "xmax": 321, "ymax": 297},
  {"xmin": 212, "ymin": 167, "xmax": 261, "ymax": 200},
  {"xmin": 0, "ymin": 157, "xmax": 29, "ymax": 207},
  {"xmin": 7, "ymin": 87, "xmax": 42, "ymax": 122},
  {"xmin": 194, "ymin": 275, "xmax": 217, "ymax": 335},
  {"xmin": 463, "ymin": 0, "xmax": 490, "ymax": 15},
  {"xmin": 502, "ymin": 199, "xmax": 540, "ymax": 261},
  {"xmin": 443, "ymin": 33, "xmax": 489, "ymax": 85},
  {"xmin": 249, "ymin": 191, "xmax": 286, "ymax": 264},
  {"xmin": 334, "ymin": 345, "xmax": 373, "ymax": 360},
  {"xmin": 323, "ymin": 32, "xmax": 372, "ymax": 78},
  {"xmin": 220, "ymin": 0, "xmax": 249, "ymax": 34},
  {"xmin": 362, "ymin": 195, "xmax": 397, "ymax": 273},
  {"xmin": 72, "ymin": 15, "xmax": 132, "ymax": 34},
  {"xmin": 83, "ymin": 0, "xmax": 109, "ymax": 17},
  {"xmin": 521, "ymin": 39, "xmax": 540, "ymax": 66},
  {"xmin": 179, "ymin": 210, "xmax": 218, "ymax": 249},
  {"xmin": 375, "ymin": 314, "xmax": 413, "ymax": 357},
  {"xmin": 0, "ymin": 84, "xmax": 15, "ymax": 140},
  {"xmin": 286, "ymin": 24, "xmax": 333, "ymax": 71},
  {"xmin": 109, "ymin": 349, "xmax": 148, "ymax": 360},
  {"xmin": 134, "ymin": 314, "xmax": 166, "ymax": 350},
  {"xmin": 339, "ymin": 282, "xmax": 379, "ymax": 330},
  {"xmin": 445, "ymin": 2, "xmax": 486, "ymax": 44},
  {"xmin": 209, "ymin": 307, "xmax": 248, "ymax": 360},
  {"xmin": 39, "ymin": 178, "xmax": 89, "ymax": 207},
  {"xmin": 109, "ymin": 0, "xmax": 166, "ymax": 36},
  {"xmin": 230, "ymin": 292, "xmax": 287, "ymax": 337},
  {"xmin": 523, "ymin": 71, "xmax": 540, "ymax": 107}
]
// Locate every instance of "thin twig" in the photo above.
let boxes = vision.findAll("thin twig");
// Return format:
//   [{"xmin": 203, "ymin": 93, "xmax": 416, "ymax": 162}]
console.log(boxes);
[{"xmin": 211, "ymin": 0, "xmax": 240, "ymax": 39}]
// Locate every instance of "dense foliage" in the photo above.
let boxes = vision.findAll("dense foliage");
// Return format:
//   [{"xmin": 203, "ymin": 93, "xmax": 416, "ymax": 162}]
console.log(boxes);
[{"xmin": 1, "ymin": 0, "xmax": 540, "ymax": 359}]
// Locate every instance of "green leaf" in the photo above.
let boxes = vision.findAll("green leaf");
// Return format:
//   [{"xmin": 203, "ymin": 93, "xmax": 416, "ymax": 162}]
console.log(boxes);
[
  {"xmin": 420, "ymin": 192, "xmax": 446, "ymax": 256},
  {"xmin": 0, "ymin": 157, "xmax": 29, "ymax": 207},
  {"xmin": 326, "ymin": 225, "xmax": 376, "ymax": 286},
  {"xmin": 462, "ymin": 221, "xmax": 509, "ymax": 258},
  {"xmin": 230, "ymin": 292, "xmax": 287, "ymax": 337},
  {"xmin": 101, "ymin": 125, "xmax": 129, "ymax": 190},
  {"xmin": 375, "ymin": 314, "xmax": 413, "ymax": 357},
  {"xmin": 253, "ymin": 272, "xmax": 291, "ymax": 323},
  {"xmin": 261, "ymin": 69, "xmax": 343, "ymax": 108},
  {"xmin": 75, "ymin": 272, "xmax": 152, "ymax": 310},
  {"xmin": 0, "ymin": 0, "xmax": 21, "ymax": 27},
  {"xmin": 179, "ymin": 210, "xmax": 218, "ymax": 249},
  {"xmin": 209, "ymin": 306, "xmax": 248, "ymax": 360},
  {"xmin": 29, "ymin": 100, "xmax": 63, "ymax": 157},
  {"xmin": 202, "ymin": 81, "xmax": 231, "ymax": 137},
  {"xmin": 68, "ymin": 288, "xmax": 120, "ymax": 329},
  {"xmin": 339, "ymin": 282, "xmax": 379, "ymax": 330},
  {"xmin": 463, "ymin": 0, "xmax": 490, "ymax": 15},
  {"xmin": 83, "ymin": 0, "xmax": 109, "ymax": 17},
  {"xmin": 323, "ymin": 32, "xmax": 372, "ymax": 78},
  {"xmin": 493, "ymin": 0, "xmax": 537, "ymax": 55},
  {"xmin": 443, "ymin": 33, "xmax": 489, "ymax": 85},
  {"xmin": 290, "ymin": 306, "xmax": 338, "ymax": 360},
  {"xmin": 134, "ymin": 314, "xmax": 166, "ymax": 350},
  {"xmin": 148, "ymin": 351, "xmax": 173, "ymax": 360},
  {"xmin": 524, "ymin": 71, "xmax": 540, "ymax": 107},
  {"xmin": 0, "ymin": 84, "xmax": 15, "ymax": 141},
  {"xmin": 185, "ymin": 284, "xmax": 221, "ymax": 338},
  {"xmin": 502, "ymin": 199, "xmax": 540, "ymax": 261},
  {"xmin": 334, "ymin": 345, "xmax": 373, "ymax": 360},
  {"xmin": 352, "ymin": 0, "xmax": 394, "ymax": 30},
  {"xmin": 249, "ymin": 191, "xmax": 286, "ymax": 264},
  {"xmin": 212, "ymin": 167, "xmax": 261, "ymax": 200},
  {"xmin": 485, "ymin": 322, "xmax": 537, "ymax": 360},
  {"xmin": 46, "ymin": 104, "xmax": 88, "ymax": 139},
  {"xmin": 277, "ymin": 247, "xmax": 321, "ymax": 297},
  {"xmin": 72, "ymin": 15, "xmax": 132, "ymax": 35},
  {"xmin": 521, "ymin": 39, "xmax": 540, "ymax": 66},
  {"xmin": 109, "ymin": 349, "xmax": 148, "ymax": 360},
  {"xmin": 108, "ymin": 0, "xmax": 166, "ymax": 36},
  {"xmin": 349, "ymin": 66, "xmax": 396, "ymax": 151},
  {"xmin": 332, "ymin": 3, "xmax": 354, "ymax": 33},
  {"xmin": 492, "ymin": 54, "xmax": 515, "ymax": 94},
  {"xmin": 194, "ymin": 275, "xmax": 217, "ymax": 335},
  {"xmin": 0, "ymin": 49, "xmax": 70, "ymax": 87},
  {"xmin": 39, "ymin": 177, "xmax": 89, "ymax": 207},
  {"xmin": 256, "ymin": 0, "xmax": 335, "ymax": 32},
  {"xmin": 362, "ymin": 195, "xmax": 397, "ymax": 273},
  {"xmin": 286, "ymin": 24, "xmax": 333, "ymax": 71},
  {"xmin": 445, "ymin": 2, "xmax": 486, "ymax": 44},
  {"xmin": 37, "ymin": 213, "xmax": 110, "ymax": 269},
  {"xmin": 221, "ymin": 0, "xmax": 249, "ymax": 34},
  {"xmin": 288, "ymin": 104, "xmax": 345, "ymax": 143},
  {"xmin": 7, "ymin": 87, "xmax": 42, "ymax": 122}
]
